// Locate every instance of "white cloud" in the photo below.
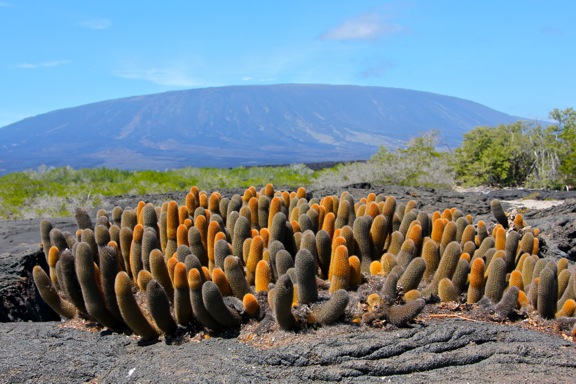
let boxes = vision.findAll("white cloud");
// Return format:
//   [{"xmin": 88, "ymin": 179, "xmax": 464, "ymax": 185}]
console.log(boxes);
[
  {"xmin": 18, "ymin": 60, "xmax": 70, "ymax": 69},
  {"xmin": 321, "ymin": 12, "xmax": 403, "ymax": 41},
  {"xmin": 77, "ymin": 19, "xmax": 111, "ymax": 30},
  {"xmin": 114, "ymin": 67, "xmax": 197, "ymax": 87}
]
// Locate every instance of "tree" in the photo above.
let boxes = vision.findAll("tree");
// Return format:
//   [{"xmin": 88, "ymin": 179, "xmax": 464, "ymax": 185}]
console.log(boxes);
[
  {"xmin": 453, "ymin": 108, "xmax": 575, "ymax": 189},
  {"xmin": 549, "ymin": 108, "xmax": 576, "ymax": 187},
  {"xmin": 453, "ymin": 122, "xmax": 532, "ymax": 187},
  {"xmin": 526, "ymin": 124, "xmax": 562, "ymax": 188},
  {"xmin": 370, "ymin": 129, "xmax": 454, "ymax": 187}
]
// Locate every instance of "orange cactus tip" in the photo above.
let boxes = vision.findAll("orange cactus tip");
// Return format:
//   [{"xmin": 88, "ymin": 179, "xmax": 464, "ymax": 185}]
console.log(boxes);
[
  {"xmin": 173, "ymin": 262, "xmax": 188, "ymax": 289},
  {"xmin": 187, "ymin": 268, "xmax": 203, "ymax": 290},
  {"xmin": 369, "ymin": 260, "xmax": 382, "ymax": 275},
  {"xmin": 243, "ymin": 293, "xmax": 260, "ymax": 317}
]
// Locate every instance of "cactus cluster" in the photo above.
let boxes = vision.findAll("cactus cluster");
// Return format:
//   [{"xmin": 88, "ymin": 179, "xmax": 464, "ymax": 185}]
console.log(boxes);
[{"xmin": 34, "ymin": 187, "xmax": 575, "ymax": 342}]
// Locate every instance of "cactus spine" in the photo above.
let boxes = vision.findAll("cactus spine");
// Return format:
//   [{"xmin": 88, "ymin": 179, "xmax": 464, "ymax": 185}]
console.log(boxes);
[
  {"xmin": 98, "ymin": 246, "xmax": 124, "ymax": 324},
  {"xmin": 467, "ymin": 258, "xmax": 485, "ymax": 304},
  {"xmin": 451, "ymin": 258, "xmax": 470, "ymax": 295},
  {"xmin": 316, "ymin": 229, "xmax": 332, "ymax": 279},
  {"xmin": 490, "ymin": 199, "xmax": 508, "ymax": 229},
  {"xmin": 353, "ymin": 215, "xmax": 373, "ymax": 272},
  {"xmin": 295, "ymin": 249, "xmax": 318, "ymax": 304},
  {"xmin": 129, "ymin": 224, "xmax": 144, "ymax": 281},
  {"xmin": 115, "ymin": 271, "xmax": 159, "ymax": 340},
  {"xmin": 224, "ymin": 255, "xmax": 252, "ymax": 300},
  {"xmin": 243, "ymin": 293, "xmax": 261, "ymax": 318},
  {"xmin": 537, "ymin": 267, "xmax": 557, "ymax": 319},
  {"xmin": 57, "ymin": 250, "xmax": 87, "ymax": 314},
  {"xmin": 485, "ymin": 257, "xmax": 507, "ymax": 303},
  {"xmin": 273, "ymin": 274, "xmax": 296, "ymax": 330},
  {"xmin": 329, "ymin": 245, "xmax": 350, "ymax": 294},
  {"xmin": 398, "ymin": 257, "xmax": 426, "ymax": 293},
  {"xmin": 309, "ymin": 289, "xmax": 349, "ymax": 325},
  {"xmin": 425, "ymin": 241, "xmax": 461, "ymax": 296},
  {"xmin": 246, "ymin": 235, "xmax": 264, "ymax": 285},
  {"xmin": 253, "ymin": 260, "xmax": 271, "ymax": 293},
  {"xmin": 188, "ymin": 269, "xmax": 221, "ymax": 331},
  {"xmin": 386, "ymin": 298, "xmax": 425, "ymax": 327},
  {"xmin": 146, "ymin": 279, "xmax": 178, "ymax": 335},
  {"xmin": 32, "ymin": 266, "xmax": 77, "ymax": 319},
  {"xmin": 165, "ymin": 201, "xmax": 179, "ymax": 260},
  {"xmin": 173, "ymin": 262, "xmax": 193, "ymax": 325},
  {"xmin": 438, "ymin": 278, "xmax": 458, "ymax": 302},
  {"xmin": 76, "ymin": 242, "xmax": 123, "ymax": 330},
  {"xmin": 149, "ymin": 249, "xmax": 174, "ymax": 303},
  {"xmin": 495, "ymin": 286, "xmax": 520, "ymax": 318},
  {"xmin": 202, "ymin": 281, "xmax": 241, "ymax": 328}
]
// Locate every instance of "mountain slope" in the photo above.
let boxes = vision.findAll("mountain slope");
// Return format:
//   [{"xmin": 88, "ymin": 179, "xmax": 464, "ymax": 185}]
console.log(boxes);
[{"xmin": 0, "ymin": 84, "xmax": 521, "ymax": 174}]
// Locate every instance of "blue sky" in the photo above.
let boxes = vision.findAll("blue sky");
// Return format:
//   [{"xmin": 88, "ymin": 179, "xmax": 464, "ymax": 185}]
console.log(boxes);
[{"xmin": 0, "ymin": 1, "xmax": 574, "ymax": 128}]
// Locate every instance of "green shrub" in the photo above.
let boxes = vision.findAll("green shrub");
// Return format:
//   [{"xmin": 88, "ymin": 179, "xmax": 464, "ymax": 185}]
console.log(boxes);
[
  {"xmin": 0, "ymin": 164, "xmax": 315, "ymax": 219},
  {"xmin": 453, "ymin": 108, "xmax": 576, "ymax": 189},
  {"xmin": 312, "ymin": 130, "xmax": 454, "ymax": 189}
]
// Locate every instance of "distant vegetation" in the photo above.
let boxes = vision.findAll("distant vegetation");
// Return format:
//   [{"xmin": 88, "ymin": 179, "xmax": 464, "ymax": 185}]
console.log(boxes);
[
  {"xmin": 0, "ymin": 164, "xmax": 313, "ymax": 219},
  {"xmin": 453, "ymin": 108, "xmax": 576, "ymax": 189},
  {"xmin": 0, "ymin": 108, "xmax": 573, "ymax": 220},
  {"xmin": 313, "ymin": 129, "xmax": 453, "ymax": 190}
]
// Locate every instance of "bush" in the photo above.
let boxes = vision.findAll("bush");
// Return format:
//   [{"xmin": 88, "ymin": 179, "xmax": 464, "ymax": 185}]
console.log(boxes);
[
  {"xmin": 452, "ymin": 122, "xmax": 533, "ymax": 187},
  {"xmin": 0, "ymin": 164, "xmax": 315, "ymax": 219},
  {"xmin": 453, "ymin": 109, "xmax": 575, "ymax": 189},
  {"xmin": 311, "ymin": 130, "xmax": 454, "ymax": 189}
]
